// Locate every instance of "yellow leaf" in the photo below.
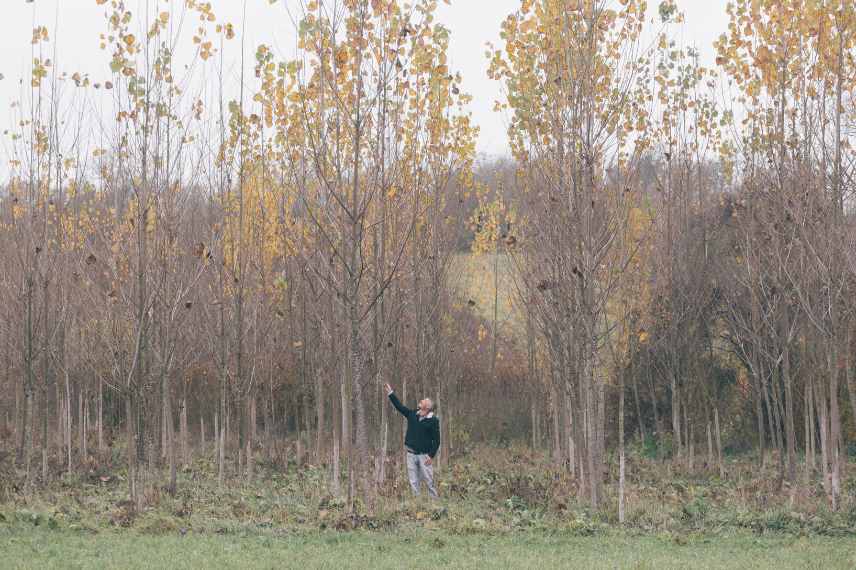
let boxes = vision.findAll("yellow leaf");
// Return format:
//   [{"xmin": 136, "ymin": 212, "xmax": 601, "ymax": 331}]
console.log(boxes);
[{"xmin": 335, "ymin": 46, "xmax": 348, "ymax": 67}]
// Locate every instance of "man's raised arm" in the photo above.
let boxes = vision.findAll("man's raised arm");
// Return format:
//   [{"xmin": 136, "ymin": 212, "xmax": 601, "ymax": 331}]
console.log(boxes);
[{"xmin": 385, "ymin": 383, "xmax": 412, "ymax": 417}]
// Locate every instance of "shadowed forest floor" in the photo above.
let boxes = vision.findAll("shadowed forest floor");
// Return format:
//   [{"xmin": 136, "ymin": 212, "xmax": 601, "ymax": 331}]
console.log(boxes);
[{"xmin": 2, "ymin": 446, "xmax": 856, "ymax": 568}]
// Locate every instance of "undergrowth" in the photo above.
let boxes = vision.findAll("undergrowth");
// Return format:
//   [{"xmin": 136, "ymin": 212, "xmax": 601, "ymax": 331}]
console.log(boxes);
[{"xmin": 1, "ymin": 444, "xmax": 855, "ymax": 539}]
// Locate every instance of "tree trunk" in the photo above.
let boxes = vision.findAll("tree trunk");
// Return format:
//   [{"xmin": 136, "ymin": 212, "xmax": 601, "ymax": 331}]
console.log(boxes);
[
  {"xmin": 782, "ymin": 344, "xmax": 797, "ymax": 484},
  {"xmin": 815, "ymin": 378, "xmax": 831, "ymax": 502},
  {"xmin": 827, "ymin": 344, "xmax": 842, "ymax": 510},
  {"xmin": 751, "ymin": 369, "xmax": 766, "ymax": 468},
  {"xmin": 126, "ymin": 390, "xmax": 138, "ymax": 506},
  {"xmin": 647, "ymin": 358, "xmax": 661, "ymax": 440},
  {"xmin": 632, "ymin": 368, "xmax": 645, "ymax": 442},
  {"xmin": 98, "ymin": 377, "xmax": 104, "ymax": 454},
  {"xmin": 618, "ymin": 366, "xmax": 626, "ymax": 524},
  {"xmin": 565, "ymin": 387, "xmax": 576, "ymax": 476},
  {"xmin": 65, "ymin": 370, "xmax": 72, "ymax": 473},
  {"xmin": 182, "ymin": 398, "xmax": 189, "ymax": 467},
  {"xmin": 683, "ymin": 404, "xmax": 690, "ymax": 469},
  {"xmin": 14, "ymin": 364, "xmax": 22, "ymax": 464},
  {"xmin": 78, "ymin": 388, "xmax": 85, "ymax": 461},
  {"xmin": 18, "ymin": 277, "xmax": 35, "ymax": 471},
  {"xmin": 315, "ymin": 353, "xmax": 325, "ymax": 461},
  {"xmin": 804, "ymin": 382, "xmax": 813, "ymax": 482},
  {"xmin": 671, "ymin": 368, "xmax": 682, "ymax": 460},
  {"xmin": 246, "ymin": 397, "xmax": 254, "ymax": 480},
  {"xmin": 706, "ymin": 418, "xmax": 713, "ymax": 470},
  {"xmin": 219, "ymin": 419, "xmax": 226, "ymax": 487},
  {"xmin": 714, "ymin": 406, "xmax": 724, "ymax": 478},
  {"xmin": 165, "ymin": 372, "xmax": 176, "ymax": 496},
  {"xmin": 41, "ymin": 282, "xmax": 51, "ymax": 481}
]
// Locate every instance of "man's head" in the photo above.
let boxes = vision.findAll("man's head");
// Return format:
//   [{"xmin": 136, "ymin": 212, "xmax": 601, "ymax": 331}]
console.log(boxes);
[{"xmin": 417, "ymin": 398, "xmax": 434, "ymax": 417}]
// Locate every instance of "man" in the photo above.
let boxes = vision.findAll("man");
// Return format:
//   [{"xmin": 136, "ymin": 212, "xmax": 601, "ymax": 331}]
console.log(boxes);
[{"xmin": 385, "ymin": 383, "xmax": 440, "ymax": 499}]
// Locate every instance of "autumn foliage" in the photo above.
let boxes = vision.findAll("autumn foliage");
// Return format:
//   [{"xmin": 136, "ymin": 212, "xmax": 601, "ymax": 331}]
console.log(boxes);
[{"xmin": 1, "ymin": 0, "xmax": 856, "ymax": 520}]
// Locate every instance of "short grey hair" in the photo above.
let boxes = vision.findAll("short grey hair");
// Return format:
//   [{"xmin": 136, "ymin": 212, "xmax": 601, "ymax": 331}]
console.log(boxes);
[{"xmin": 424, "ymin": 398, "xmax": 434, "ymax": 411}]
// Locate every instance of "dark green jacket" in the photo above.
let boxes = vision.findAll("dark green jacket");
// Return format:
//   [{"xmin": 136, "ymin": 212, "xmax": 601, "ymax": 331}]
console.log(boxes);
[{"xmin": 388, "ymin": 393, "xmax": 440, "ymax": 458}]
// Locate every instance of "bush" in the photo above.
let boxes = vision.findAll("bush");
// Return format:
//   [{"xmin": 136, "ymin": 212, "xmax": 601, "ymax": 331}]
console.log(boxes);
[
  {"xmin": 136, "ymin": 513, "xmax": 180, "ymax": 535},
  {"xmin": 641, "ymin": 435, "xmax": 660, "ymax": 460},
  {"xmin": 565, "ymin": 512, "xmax": 604, "ymax": 536},
  {"xmin": 680, "ymin": 496, "xmax": 710, "ymax": 525}
]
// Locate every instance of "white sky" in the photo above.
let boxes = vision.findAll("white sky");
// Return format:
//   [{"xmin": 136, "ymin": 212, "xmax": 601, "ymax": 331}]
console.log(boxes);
[{"xmin": 0, "ymin": 0, "xmax": 730, "ymax": 158}]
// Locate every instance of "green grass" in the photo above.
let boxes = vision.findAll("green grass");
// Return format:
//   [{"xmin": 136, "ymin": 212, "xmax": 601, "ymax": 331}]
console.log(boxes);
[{"xmin": 3, "ymin": 524, "xmax": 855, "ymax": 569}]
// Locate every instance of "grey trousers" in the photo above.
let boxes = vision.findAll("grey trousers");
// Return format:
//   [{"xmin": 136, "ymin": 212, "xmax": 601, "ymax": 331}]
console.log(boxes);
[{"xmin": 406, "ymin": 451, "xmax": 438, "ymax": 498}]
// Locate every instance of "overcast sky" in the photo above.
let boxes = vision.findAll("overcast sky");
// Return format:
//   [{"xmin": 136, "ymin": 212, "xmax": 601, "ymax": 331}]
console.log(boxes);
[{"xmin": 0, "ymin": 0, "xmax": 730, "ymax": 158}]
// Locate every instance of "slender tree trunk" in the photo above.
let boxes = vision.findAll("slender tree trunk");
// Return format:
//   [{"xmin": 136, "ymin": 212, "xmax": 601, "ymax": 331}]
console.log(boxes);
[
  {"xmin": 782, "ymin": 344, "xmax": 797, "ymax": 484},
  {"xmin": 815, "ymin": 378, "xmax": 831, "ymax": 501},
  {"xmin": 246, "ymin": 396, "xmax": 254, "ymax": 480},
  {"xmin": 714, "ymin": 406, "xmax": 724, "ymax": 478},
  {"xmin": 82, "ymin": 391, "xmax": 88, "ymax": 462},
  {"xmin": 340, "ymin": 351, "xmax": 350, "ymax": 500},
  {"xmin": 531, "ymin": 401, "xmax": 539, "ymax": 451},
  {"xmin": 683, "ymin": 404, "xmax": 690, "ymax": 469},
  {"xmin": 706, "ymin": 417, "xmax": 714, "ymax": 470},
  {"xmin": 827, "ymin": 344, "xmax": 841, "ymax": 510},
  {"xmin": 331, "ymin": 301, "xmax": 342, "ymax": 496},
  {"xmin": 217, "ymin": 284, "xmax": 227, "ymax": 487},
  {"xmin": 165, "ymin": 371, "xmax": 176, "ymax": 496},
  {"xmin": 18, "ymin": 277, "xmax": 35, "ymax": 472},
  {"xmin": 551, "ymin": 384, "xmax": 561, "ymax": 465},
  {"xmin": 182, "ymin": 397, "xmax": 189, "ymax": 468},
  {"xmin": 65, "ymin": 369, "xmax": 72, "ymax": 473},
  {"xmin": 565, "ymin": 388, "xmax": 575, "ymax": 475},
  {"xmin": 618, "ymin": 366, "xmax": 626, "ymax": 524},
  {"xmin": 808, "ymin": 381, "xmax": 816, "ymax": 473},
  {"xmin": 689, "ymin": 422, "xmax": 695, "ymax": 472},
  {"xmin": 126, "ymin": 390, "xmax": 138, "ymax": 506},
  {"xmin": 78, "ymin": 388, "xmax": 85, "ymax": 461},
  {"xmin": 41, "ymin": 282, "xmax": 50, "ymax": 481},
  {"xmin": 761, "ymin": 366, "xmax": 783, "ymax": 481},
  {"xmin": 647, "ymin": 358, "xmax": 661, "ymax": 440},
  {"xmin": 214, "ymin": 412, "xmax": 219, "ymax": 462},
  {"xmin": 751, "ymin": 369, "xmax": 766, "ymax": 468},
  {"xmin": 315, "ymin": 349, "xmax": 325, "ymax": 461},
  {"xmin": 804, "ymin": 382, "xmax": 813, "ymax": 482},
  {"xmin": 219, "ymin": 416, "xmax": 226, "ymax": 486},
  {"xmin": 98, "ymin": 377, "xmax": 104, "ymax": 454},
  {"xmin": 671, "ymin": 365, "xmax": 682, "ymax": 460},
  {"xmin": 14, "ymin": 363, "xmax": 22, "ymax": 464},
  {"xmin": 632, "ymin": 368, "xmax": 645, "ymax": 442},
  {"xmin": 265, "ymin": 370, "xmax": 273, "ymax": 460}
]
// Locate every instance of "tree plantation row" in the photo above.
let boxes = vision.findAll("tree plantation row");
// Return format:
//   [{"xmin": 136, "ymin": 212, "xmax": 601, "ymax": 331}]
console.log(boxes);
[{"xmin": 2, "ymin": 0, "xmax": 856, "ymax": 521}]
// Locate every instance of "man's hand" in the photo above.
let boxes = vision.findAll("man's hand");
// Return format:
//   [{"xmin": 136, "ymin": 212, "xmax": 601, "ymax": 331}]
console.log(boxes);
[
  {"xmin": 384, "ymin": 383, "xmax": 393, "ymax": 395},
  {"xmin": 425, "ymin": 456, "xmax": 432, "ymax": 466}
]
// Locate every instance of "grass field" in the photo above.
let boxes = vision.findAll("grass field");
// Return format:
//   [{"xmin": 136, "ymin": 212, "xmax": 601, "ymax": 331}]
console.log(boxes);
[{"xmin": 4, "ymin": 524, "xmax": 856, "ymax": 569}]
